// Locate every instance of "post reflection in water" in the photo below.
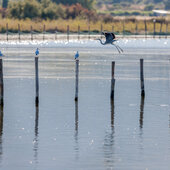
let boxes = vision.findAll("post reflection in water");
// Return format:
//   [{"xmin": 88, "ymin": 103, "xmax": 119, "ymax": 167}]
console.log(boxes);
[
  {"xmin": 74, "ymin": 101, "xmax": 79, "ymax": 160},
  {"xmin": 103, "ymin": 99, "xmax": 115, "ymax": 169},
  {"xmin": 33, "ymin": 105, "xmax": 39, "ymax": 164},
  {"xmin": 0, "ymin": 105, "xmax": 3, "ymax": 163},
  {"xmin": 139, "ymin": 96, "xmax": 145, "ymax": 130}
]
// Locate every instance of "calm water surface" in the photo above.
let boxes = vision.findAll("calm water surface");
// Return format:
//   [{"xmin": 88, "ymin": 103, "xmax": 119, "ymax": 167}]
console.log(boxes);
[{"xmin": 0, "ymin": 39, "xmax": 170, "ymax": 170}]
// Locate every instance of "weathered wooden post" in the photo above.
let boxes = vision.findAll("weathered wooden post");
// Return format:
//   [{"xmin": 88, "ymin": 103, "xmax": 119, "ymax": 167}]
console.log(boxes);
[
  {"xmin": 159, "ymin": 21, "xmax": 163, "ymax": 39},
  {"xmin": 135, "ymin": 20, "xmax": 138, "ymax": 37},
  {"xmin": 140, "ymin": 59, "xmax": 145, "ymax": 97},
  {"xmin": 88, "ymin": 25, "xmax": 90, "ymax": 40},
  {"xmin": 67, "ymin": 25, "xmax": 69, "ymax": 42},
  {"xmin": 31, "ymin": 25, "xmax": 33, "ymax": 41},
  {"xmin": 166, "ymin": 23, "xmax": 168, "ymax": 39},
  {"xmin": 100, "ymin": 24, "xmax": 103, "ymax": 39},
  {"xmin": 112, "ymin": 25, "xmax": 114, "ymax": 33},
  {"xmin": 75, "ymin": 59, "xmax": 79, "ymax": 101},
  {"xmin": 0, "ymin": 57, "xmax": 3, "ymax": 105},
  {"xmin": 35, "ymin": 54, "xmax": 39, "ymax": 106},
  {"xmin": 153, "ymin": 19, "xmax": 156, "ymax": 38},
  {"xmin": 110, "ymin": 62, "xmax": 115, "ymax": 100},
  {"xmin": 144, "ymin": 19, "xmax": 147, "ymax": 39},
  {"xmin": 6, "ymin": 23, "xmax": 8, "ymax": 41},
  {"xmin": 78, "ymin": 25, "xmax": 80, "ymax": 41},
  {"xmin": 123, "ymin": 20, "xmax": 125, "ymax": 37},
  {"xmin": 18, "ymin": 24, "xmax": 20, "ymax": 42},
  {"xmin": 43, "ymin": 24, "xmax": 45, "ymax": 41}
]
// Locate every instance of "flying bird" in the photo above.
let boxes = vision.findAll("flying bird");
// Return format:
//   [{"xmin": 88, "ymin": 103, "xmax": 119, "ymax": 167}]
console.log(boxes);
[
  {"xmin": 35, "ymin": 48, "xmax": 39, "ymax": 56},
  {"xmin": 75, "ymin": 51, "xmax": 79, "ymax": 60},
  {"xmin": 96, "ymin": 32, "xmax": 123, "ymax": 53}
]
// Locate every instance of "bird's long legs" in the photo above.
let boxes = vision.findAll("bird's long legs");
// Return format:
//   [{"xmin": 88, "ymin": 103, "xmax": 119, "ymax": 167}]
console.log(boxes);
[
  {"xmin": 112, "ymin": 43, "xmax": 121, "ymax": 53},
  {"xmin": 112, "ymin": 43, "xmax": 123, "ymax": 53}
]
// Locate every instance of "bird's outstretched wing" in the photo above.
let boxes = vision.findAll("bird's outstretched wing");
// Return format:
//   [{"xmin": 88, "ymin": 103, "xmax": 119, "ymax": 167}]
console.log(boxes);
[{"xmin": 111, "ymin": 33, "xmax": 116, "ymax": 40}]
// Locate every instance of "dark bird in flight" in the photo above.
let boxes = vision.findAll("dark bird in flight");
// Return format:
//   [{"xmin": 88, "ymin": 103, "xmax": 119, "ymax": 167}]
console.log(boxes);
[{"xmin": 96, "ymin": 32, "xmax": 123, "ymax": 53}]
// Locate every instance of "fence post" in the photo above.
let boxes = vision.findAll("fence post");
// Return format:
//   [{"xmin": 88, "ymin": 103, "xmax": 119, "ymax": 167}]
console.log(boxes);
[
  {"xmin": 67, "ymin": 25, "xmax": 69, "ymax": 42},
  {"xmin": 140, "ymin": 59, "xmax": 145, "ymax": 97},
  {"xmin": 6, "ymin": 23, "xmax": 8, "ymax": 41},
  {"xmin": 166, "ymin": 23, "xmax": 168, "ymax": 39},
  {"xmin": 88, "ymin": 25, "xmax": 90, "ymax": 40},
  {"xmin": 0, "ymin": 58, "xmax": 3, "ymax": 106},
  {"xmin": 144, "ymin": 19, "xmax": 147, "ymax": 39},
  {"xmin": 31, "ymin": 25, "xmax": 33, "ymax": 41},
  {"xmin": 101, "ymin": 24, "xmax": 103, "ymax": 39},
  {"xmin": 18, "ymin": 24, "xmax": 20, "ymax": 42},
  {"xmin": 35, "ymin": 55, "xmax": 39, "ymax": 106},
  {"xmin": 78, "ymin": 25, "xmax": 80, "ymax": 41},
  {"xmin": 75, "ymin": 60, "xmax": 79, "ymax": 101},
  {"xmin": 159, "ymin": 21, "xmax": 163, "ymax": 39},
  {"xmin": 43, "ymin": 24, "xmax": 45, "ymax": 41},
  {"xmin": 153, "ymin": 19, "xmax": 156, "ymax": 38},
  {"xmin": 110, "ymin": 62, "xmax": 115, "ymax": 100}
]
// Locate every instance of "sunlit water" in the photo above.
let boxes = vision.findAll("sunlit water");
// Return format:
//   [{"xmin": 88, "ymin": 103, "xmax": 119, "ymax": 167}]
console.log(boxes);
[{"xmin": 0, "ymin": 39, "xmax": 170, "ymax": 170}]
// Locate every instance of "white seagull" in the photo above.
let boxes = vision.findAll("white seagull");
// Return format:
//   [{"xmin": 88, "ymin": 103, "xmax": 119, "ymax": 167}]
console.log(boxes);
[
  {"xmin": 75, "ymin": 51, "xmax": 79, "ymax": 60},
  {"xmin": 96, "ymin": 32, "xmax": 123, "ymax": 53},
  {"xmin": 35, "ymin": 48, "xmax": 39, "ymax": 56}
]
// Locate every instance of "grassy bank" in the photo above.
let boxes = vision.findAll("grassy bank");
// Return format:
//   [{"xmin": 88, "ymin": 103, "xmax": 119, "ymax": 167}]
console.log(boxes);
[{"xmin": 0, "ymin": 18, "xmax": 170, "ymax": 35}]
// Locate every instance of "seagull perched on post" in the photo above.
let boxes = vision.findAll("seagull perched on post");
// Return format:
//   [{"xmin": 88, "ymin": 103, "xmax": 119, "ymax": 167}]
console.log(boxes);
[
  {"xmin": 75, "ymin": 51, "xmax": 79, "ymax": 60},
  {"xmin": 35, "ymin": 48, "xmax": 39, "ymax": 56},
  {"xmin": 96, "ymin": 32, "xmax": 123, "ymax": 53}
]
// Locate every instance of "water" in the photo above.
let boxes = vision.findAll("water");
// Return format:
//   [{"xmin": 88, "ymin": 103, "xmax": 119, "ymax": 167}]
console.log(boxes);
[{"xmin": 0, "ymin": 39, "xmax": 170, "ymax": 170}]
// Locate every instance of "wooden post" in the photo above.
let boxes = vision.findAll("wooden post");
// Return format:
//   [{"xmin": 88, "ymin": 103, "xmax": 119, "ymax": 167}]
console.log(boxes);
[
  {"xmin": 166, "ymin": 23, "xmax": 168, "ymax": 39},
  {"xmin": 153, "ymin": 19, "xmax": 156, "ymax": 38},
  {"xmin": 18, "ymin": 24, "xmax": 20, "ymax": 42},
  {"xmin": 35, "ymin": 56, "xmax": 39, "ymax": 105},
  {"xmin": 144, "ymin": 20, "xmax": 147, "ymax": 39},
  {"xmin": 112, "ymin": 25, "xmax": 114, "ymax": 33},
  {"xmin": 123, "ymin": 20, "xmax": 125, "ymax": 37},
  {"xmin": 159, "ymin": 21, "xmax": 163, "ymax": 39},
  {"xmin": 88, "ymin": 25, "xmax": 90, "ymax": 40},
  {"xmin": 6, "ymin": 23, "xmax": 8, "ymax": 41},
  {"xmin": 43, "ymin": 24, "xmax": 45, "ymax": 41},
  {"xmin": 110, "ymin": 99, "xmax": 114, "ymax": 128},
  {"xmin": 31, "ymin": 25, "xmax": 33, "ymax": 41},
  {"xmin": 75, "ymin": 101, "xmax": 78, "ymax": 131},
  {"xmin": 67, "ymin": 25, "xmax": 69, "ymax": 42},
  {"xmin": 78, "ymin": 25, "xmax": 80, "ymax": 41},
  {"xmin": 110, "ymin": 62, "xmax": 115, "ymax": 100},
  {"xmin": 100, "ymin": 24, "xmax": 103, "ymax": 39},
  {"xmin": 0, "ymin": 59, "xmax": 3, "ymax": 106},
  {"xmin": 135, "ymin": 20, "xmax": 138, "ymax": 37},
  {"xmin": 140, "ymin": 59, "xmax": 145, "ymax": 97},
  {"xmin": 75, "ymin": 60, "xmax": 79, "ymax": 101}
]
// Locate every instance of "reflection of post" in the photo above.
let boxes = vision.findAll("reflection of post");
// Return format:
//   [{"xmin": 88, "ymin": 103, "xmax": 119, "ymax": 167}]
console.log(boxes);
[
  {"xmin": 0, "ymin": 59, "xmax": 3, "ymax": 106},
  {"xmin": 139, "ymin": 96, "xmax": 145, "ymax": 129},
  {"xmin": 110, "ymin": 99, "xmax": 114, "ymax": 128},
  {"xmin": 140, "ymin": 59, "xmax": 145, "ymax": 97},
  {"xmin": 35, "ymin": 56, "xmax": 39, "ymax": 106},
  {"xmin": 110, "ymin": 62, "xmax": 115, "ymax": 100},
  {"xmin": 75, "ymin": 101, "xmax": 78, "ymax": 132},
  {"xmin": 75, "ymin": 60, "xmax": 79, "ymax": 101},
  {"xmin": 0, "ymin": 105, "xmax": 3, "ymax": 162},
  {"xmin": 74, "ymin": 101, "xmax": 79, "ymax": 160},
  {"xmin": 34, "ymin": 105, "xmax": 39, "ymax": 164}
]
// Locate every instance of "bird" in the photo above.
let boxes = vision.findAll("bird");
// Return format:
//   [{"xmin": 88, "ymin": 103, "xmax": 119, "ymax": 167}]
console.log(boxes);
[
  {"xmin": 0, "ymin": 51, "xmax": 4, "ymax": 57},
  {"xmin": 35, "ymin": 48, "xmax": 39, "ymax": 56},
  {"xmin": 74, "ymin": 51, "xmax": 79, "ymax": 60},
  {"xmin": 96, "ymin": 32, "xmax": 123, "ymax": 53}
]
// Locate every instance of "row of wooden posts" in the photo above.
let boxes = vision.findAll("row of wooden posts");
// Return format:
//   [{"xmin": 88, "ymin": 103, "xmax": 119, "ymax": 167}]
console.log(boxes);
[
  {"xmin": 0, "ymin": 57, "xmax": 145, "ymax": 106},
  {"xmin": 4, "ymin": 21, "xmax": 169, "ymax": 41}
]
